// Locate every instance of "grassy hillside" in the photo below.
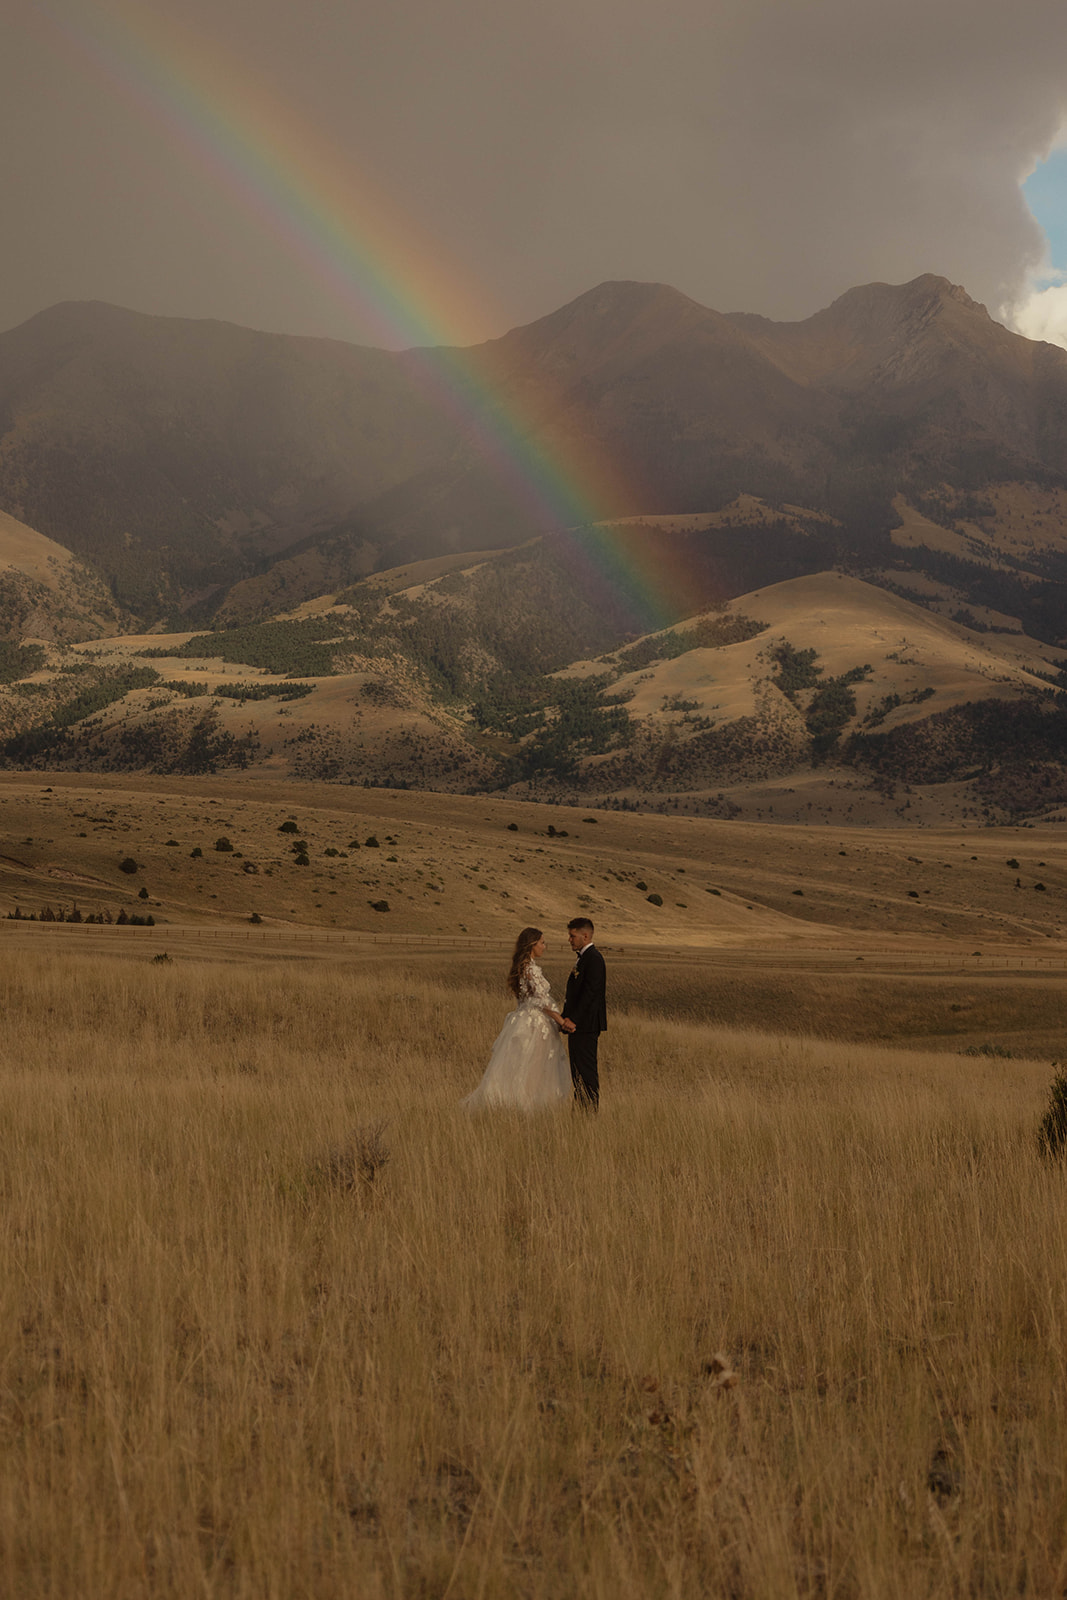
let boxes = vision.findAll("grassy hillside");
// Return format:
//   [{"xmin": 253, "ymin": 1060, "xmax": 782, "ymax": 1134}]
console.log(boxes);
[
  {"xmin": 2, "ymin": 547, "xmax": 1064, "ymax": 822},
  {"xmin": 0, "ymin": 508, "xmax": 129, "ymax": 643}
]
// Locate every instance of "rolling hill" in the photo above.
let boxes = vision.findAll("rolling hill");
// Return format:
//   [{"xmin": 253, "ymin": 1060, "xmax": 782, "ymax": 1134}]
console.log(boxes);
[
  {"xmin": 0, "ymin": 507, "xmax": 129, "ymax": 642},
  {"xmin": 2, "ymin": 770, "xmax": 1066, "ymax": 966},
  {"xmin": 1, "ymin": 545, "xmax": 1064, "ymax": 825}
]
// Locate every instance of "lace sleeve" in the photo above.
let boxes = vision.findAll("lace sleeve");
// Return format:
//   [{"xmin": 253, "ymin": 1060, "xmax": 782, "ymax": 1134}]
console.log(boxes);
[{"xmin": 519, "ymin": 962, "xmax": 553, "ymax": 1008}]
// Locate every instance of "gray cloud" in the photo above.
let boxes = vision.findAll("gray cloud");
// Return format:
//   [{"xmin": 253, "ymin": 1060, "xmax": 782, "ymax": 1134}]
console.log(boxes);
[{"xmin": 4, "ymin": 0, "xmax": 1067, "ymax": 344}]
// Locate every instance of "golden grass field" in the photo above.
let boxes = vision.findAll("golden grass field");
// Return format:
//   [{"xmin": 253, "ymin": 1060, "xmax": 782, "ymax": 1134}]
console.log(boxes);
[
  {"xmin": 4, "ymin": 775, "xmax": 1067, "ymax": 1594},
  {"xmin": 2, "ymin": 945, "xmax": 1067, "ymax": 1598}
]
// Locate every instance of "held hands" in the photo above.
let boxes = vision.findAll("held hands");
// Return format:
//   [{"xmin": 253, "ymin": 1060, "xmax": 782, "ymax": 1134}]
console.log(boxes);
[{"xmin": 558, "ymin": 1018, "xmax": 576, "ymax": 1034}]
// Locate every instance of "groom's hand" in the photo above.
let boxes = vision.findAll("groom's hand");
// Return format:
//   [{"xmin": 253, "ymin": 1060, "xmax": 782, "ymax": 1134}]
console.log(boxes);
[{"xmin": 560, "ymin": 1019, "xmax": 576, "ymax": 1033}]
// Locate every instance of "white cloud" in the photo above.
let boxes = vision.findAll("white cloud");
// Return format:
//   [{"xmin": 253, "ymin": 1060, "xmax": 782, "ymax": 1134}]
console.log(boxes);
[{"xmin": 1006, "ymin": 275, "xmax": 1067, "ymax": 349}]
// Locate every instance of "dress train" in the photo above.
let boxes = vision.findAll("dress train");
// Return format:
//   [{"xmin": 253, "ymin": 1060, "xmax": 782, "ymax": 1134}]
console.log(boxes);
[{"xmin": 462, "ymin": 962, "xmax": 571, "ymax": 1111}]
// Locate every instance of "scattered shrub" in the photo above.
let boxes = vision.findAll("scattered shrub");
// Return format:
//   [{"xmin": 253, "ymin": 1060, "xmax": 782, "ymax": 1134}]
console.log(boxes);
[
  {"xmin": 278, "ymin": 820, "xmax": 299, "ymax": 833},
  {"xmin": 365, "ymin": 836, "xmax": 380, "ymax": 848},
  {"xmin": 249, "ymin": 912, "xmax": 262, "ymax": 925},
  {"xmin": 646, "ymin": 893, "xmax": 663, "ymax": 907},
  {"xmin": 119, "ymin": 858, "xmax": 138, "ymax": 875},
  {"xmin": 294, "ymin": 853, "xmax": 310, "ymax": 867},
  {"xmin": 507, "ymin": 822, "xmax": 518, "ymax": 831},
  {"xmin": 369, "ymin": 899, "xmax": 390, "ymax": 912},
  {"xmin": 190, "ymin": 847, "xmax": 203, "ymax": 859},
  {"xmin": 636, "ymin": 880, "xmax": 648, "ymax": 891},
  {"xmin": 310, "ymin": 1122, "xmax": 391, "ymax": 1193},
  {"xmin": 138, "ymin": 887, "xmax": 149, "ymax": 901},
  {"xmin": 214, "ymin": 837, "xmax": 233, "ymax": 852},
  {"xmin": 1038, "ymin": 1067, "xmax": 1067, "ymax": 1158}
]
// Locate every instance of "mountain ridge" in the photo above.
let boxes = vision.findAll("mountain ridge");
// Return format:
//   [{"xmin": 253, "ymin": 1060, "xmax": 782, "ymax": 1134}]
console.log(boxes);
[{"xmin": 2, "ymin": 274, "xmax": 1067, "ymax": 637}]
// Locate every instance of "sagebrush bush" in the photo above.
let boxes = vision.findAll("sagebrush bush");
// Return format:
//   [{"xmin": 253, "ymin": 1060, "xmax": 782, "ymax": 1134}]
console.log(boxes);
[{"xmin": 1038, "ymin": 1066, "xmax": 1067, "ymax": 1157}]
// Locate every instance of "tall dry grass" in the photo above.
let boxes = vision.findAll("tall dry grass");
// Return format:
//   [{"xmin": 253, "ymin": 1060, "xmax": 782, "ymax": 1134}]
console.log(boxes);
[{"xmin": 1, "ymin": 946, "xmax": 1066, "ymax": 1597}]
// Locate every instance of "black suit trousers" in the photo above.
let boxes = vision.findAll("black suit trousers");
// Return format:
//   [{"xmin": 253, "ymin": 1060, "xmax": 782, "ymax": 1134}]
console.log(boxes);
[{"xmin": 568, "ymin": 1032, "xmax": 599, "ymax": 1110}]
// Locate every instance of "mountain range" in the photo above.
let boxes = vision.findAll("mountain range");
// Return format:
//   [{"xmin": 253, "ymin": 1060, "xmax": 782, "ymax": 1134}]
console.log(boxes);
[
  {"xmin": 1, "ymin": 272, "xmax": 1066, "ymax": 821},
  {"xmin": 1, "ymin": 273, "xmax": 1066, "ymax": 626}
]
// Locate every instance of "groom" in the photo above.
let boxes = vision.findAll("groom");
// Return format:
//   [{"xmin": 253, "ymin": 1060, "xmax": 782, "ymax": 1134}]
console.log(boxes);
[{"xmin": 561, "ymin": 916, "xmax": 607, "ymax": 1110}]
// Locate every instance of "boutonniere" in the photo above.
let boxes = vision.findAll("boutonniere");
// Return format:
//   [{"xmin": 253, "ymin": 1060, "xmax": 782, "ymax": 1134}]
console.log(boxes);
[{"xmin": 571, "ymin": 965, "xmax": 580, "ymax": 980}]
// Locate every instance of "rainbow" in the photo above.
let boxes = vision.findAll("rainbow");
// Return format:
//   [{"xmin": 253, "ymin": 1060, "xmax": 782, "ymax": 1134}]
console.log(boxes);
[{"xmin": 31, "ymin": 1, "xmax": 688, "ymax": 633}]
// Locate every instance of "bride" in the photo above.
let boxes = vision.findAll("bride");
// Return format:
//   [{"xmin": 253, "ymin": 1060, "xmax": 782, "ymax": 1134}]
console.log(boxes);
[{"xmin": 462, "ymin": 927, "xmax": 573, "ymax": 1111}]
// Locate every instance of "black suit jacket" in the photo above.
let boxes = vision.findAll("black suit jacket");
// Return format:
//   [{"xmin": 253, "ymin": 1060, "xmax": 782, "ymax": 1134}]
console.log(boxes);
[{"xmin": 563, "ymin": 945, "xmax": 607, "ymax": 1034}]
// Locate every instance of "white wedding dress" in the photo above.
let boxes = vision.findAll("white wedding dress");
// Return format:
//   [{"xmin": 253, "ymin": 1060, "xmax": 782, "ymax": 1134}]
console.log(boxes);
[{"xmin": 463, "ymin": 963, "xmax": 571, "ymax": 1111}]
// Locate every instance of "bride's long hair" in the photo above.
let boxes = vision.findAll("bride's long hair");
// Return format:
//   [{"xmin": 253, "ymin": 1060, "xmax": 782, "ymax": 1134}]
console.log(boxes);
[{"xmin": 507, "ymin": 926, "xmax": 543, "ymax": 999}]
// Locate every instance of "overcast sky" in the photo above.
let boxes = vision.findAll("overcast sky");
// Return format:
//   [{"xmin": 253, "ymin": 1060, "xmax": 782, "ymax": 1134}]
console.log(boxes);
[{"xmin": 5, "ymin": 0, "xmax": 1067, "ymax": 348}]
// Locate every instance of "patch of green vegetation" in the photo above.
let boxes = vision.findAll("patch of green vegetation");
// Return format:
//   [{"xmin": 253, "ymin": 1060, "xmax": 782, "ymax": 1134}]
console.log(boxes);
[
  {"xmin": 53, "ymin": 667, "xmax": 160, "ymax": 728},
  {"xmin": 214, "ymin": 681, "xmax": 314, "ymax": 702},
  {"xmin": 771, "ymin": 642, "xmax": 822, "ymax": 700},
  {"xmin": 767, "ymin": 643, "xmax": 872, "ymax": 760},
  {"xmin": 138, "ymin": 618, "xmax": 338, "ymax": 677},
  {"xmin": 846, "ymin": 696, "xmax": 1067, "ymax": 818},
  {"xmin": 113, "ymin": 709, "xmax": 260, "ymax": 775},
  {"xmin": 806, "ymin": 665, "xmax": 873, "ymax": 761},
  {"xmin": 617, "ymin": 613, "xmax": 766, "ymax": 673},
  {"xmin": 480, "ymin": 676, "xmax": 635, "ymax": 782},
  {"xmin": 0, "ymin": 642, "xmax": 46, "ymax": 683},
  {"xmin": 1, "ymin": 667, "xmax": 162, "ymax": 763},
  {"xmin": 862, "ymin": 685, "xmax": 935, "ymax": 728},
  {"xmin": 159, "ymin": 680, "xmax": 210, "ymax": 698}
]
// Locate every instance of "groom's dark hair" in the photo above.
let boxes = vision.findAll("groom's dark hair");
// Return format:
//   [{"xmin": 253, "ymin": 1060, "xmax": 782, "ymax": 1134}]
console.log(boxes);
[{"xmin": 568, "ymin": 917, "xmax": 594, "ymax": 934}]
